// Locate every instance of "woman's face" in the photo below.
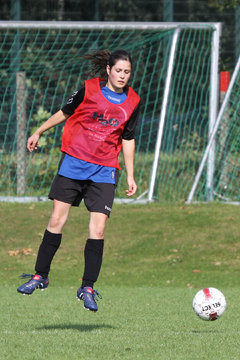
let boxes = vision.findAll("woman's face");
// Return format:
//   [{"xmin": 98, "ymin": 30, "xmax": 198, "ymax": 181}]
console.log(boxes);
[{"xmin": 106, "ymin": 59, "xmax": 131, "ymax": 93}]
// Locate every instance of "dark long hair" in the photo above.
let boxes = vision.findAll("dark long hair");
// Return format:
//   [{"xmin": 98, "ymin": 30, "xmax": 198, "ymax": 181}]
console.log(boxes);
[{"xmin": 84, "ymin": 49, "xmax": 132, "ymax": 78}]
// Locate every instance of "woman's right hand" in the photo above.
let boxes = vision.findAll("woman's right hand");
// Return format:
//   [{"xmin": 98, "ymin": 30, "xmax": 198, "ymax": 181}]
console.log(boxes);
[
  {"xmin": 27, "ymin": 132, "xmax": 40, "ymax": 152},
  {"xmin": 26, "ymin": 110, "xmax": 69, "ymax": 153}
]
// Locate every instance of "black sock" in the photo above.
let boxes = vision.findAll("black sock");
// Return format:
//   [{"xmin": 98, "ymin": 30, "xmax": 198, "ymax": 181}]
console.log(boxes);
[
  {"xmin": 35, "ymin": 229, "xmax": 62, "ymax": 278},
  {"xmin": 81, "ymin": 239, "xmax": 104, "ymax": 288}
]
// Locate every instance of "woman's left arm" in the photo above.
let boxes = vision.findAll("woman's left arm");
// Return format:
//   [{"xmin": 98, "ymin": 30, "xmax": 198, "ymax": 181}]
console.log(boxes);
[{"xmin": 122, "ymin": 139, "xmax": 137, "ymax": 197}]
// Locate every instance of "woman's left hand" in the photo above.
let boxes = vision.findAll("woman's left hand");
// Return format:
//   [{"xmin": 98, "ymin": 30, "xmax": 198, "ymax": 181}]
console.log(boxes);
[{"xmin": 126, "ymin": 177, "xmax": 137, "ymax": 197}]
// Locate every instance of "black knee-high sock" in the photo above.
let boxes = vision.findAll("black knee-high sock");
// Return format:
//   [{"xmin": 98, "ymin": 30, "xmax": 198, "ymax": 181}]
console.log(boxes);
[
  {"xmin": 35, "ymin": 229, "xmax": 62, "ymax": 278},
  {"xmin": 82, "ymin": 239, "xmax": 104, "ymax": 288}
]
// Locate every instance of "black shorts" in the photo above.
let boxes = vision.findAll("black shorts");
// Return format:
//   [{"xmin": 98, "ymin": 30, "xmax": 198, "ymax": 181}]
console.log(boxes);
[{"xmin": 48, "ymin": 174, "xmax": 117, "ymax": 217}]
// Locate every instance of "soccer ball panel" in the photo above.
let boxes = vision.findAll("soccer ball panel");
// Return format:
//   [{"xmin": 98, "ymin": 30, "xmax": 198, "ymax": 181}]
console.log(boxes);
[{"xmin": 192, "ymin": 287, "xmax": 226, "ymax": 321}]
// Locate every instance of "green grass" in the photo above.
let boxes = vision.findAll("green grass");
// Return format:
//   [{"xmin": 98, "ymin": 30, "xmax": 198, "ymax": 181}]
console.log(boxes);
[
  {"xmin": 0, "ymin": 202, "xmax": 240, "ymax": 359},
  {"xmin": 1, "ymin": 286, "xmax": 240, "ymax": 360}
]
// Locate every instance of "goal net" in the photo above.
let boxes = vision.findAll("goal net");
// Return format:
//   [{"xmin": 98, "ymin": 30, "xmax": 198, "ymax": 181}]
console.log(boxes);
[
  {"xmin": 187, "ymin": 56, "xmax": 240, "ymax": 204},
  {"xmin": 0, "ymin": 21, "xmax": 221, "ymax": 203}
]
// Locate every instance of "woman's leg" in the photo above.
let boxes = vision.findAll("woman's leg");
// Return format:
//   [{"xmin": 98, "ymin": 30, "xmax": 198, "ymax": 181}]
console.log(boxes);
[
  {"xmin": 17, "ymin": 200, "xmax": 72, "ymax": 294},
  {"xmin": 47, "ymin": 199, "xmax": 72, "ymax": 233},
  {"xmin": 35, "ymin": 200, "xmax": 72, "ymax": 277},
  {"xmin": 81, "ymin": 212, "xmax": 108, "ymax": 288},
  {"xmin": 89, "ymin": 211, "xmax": 108, "ymax": 239}
]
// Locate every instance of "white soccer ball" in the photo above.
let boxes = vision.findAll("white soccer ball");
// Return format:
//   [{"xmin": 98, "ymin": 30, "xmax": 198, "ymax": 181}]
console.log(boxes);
[{"xmin": 192, "ymin": 287, "xmax": 226, "ymax": 321}]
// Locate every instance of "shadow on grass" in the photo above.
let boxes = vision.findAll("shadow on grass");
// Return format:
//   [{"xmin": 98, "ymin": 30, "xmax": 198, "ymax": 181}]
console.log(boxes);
[
  {"xmin": 36, "ymin": 323, "xmax": 116, "ymax": 332},
  {"xmin": 190, "ymin": 329, "xmax": 221, "ymax": 334}
]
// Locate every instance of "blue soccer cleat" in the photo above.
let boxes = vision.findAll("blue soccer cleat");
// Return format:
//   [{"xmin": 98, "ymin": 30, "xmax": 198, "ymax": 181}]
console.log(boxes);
[
  {"xmin": 17, "ymin": 274, "xmax": 49, "ymax": 295},
  {"xmin": 77, "ymin": 286, "xmax": 102, "ymax": 312}
]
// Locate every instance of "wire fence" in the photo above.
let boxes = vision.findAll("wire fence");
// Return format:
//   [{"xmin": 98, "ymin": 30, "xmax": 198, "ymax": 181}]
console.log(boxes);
[{"xmin": 1, "ymin": 0, "xmax": 239, "ymax": 69}]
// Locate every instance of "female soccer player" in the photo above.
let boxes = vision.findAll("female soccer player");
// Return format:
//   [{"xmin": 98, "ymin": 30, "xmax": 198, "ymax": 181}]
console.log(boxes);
[{"xmin": 17, "ymin": 49, "xmax": 141, "ymax": 312}]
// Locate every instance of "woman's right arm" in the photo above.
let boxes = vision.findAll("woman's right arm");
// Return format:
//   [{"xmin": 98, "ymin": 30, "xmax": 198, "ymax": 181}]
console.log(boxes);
[{"xmin": 27, "ymin": 110, "xmax": 69, "ymax": 152}]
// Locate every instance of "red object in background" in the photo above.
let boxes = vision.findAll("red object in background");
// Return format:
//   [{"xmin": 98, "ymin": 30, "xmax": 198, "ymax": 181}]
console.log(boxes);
[{"xmin": 220, "ymin": 71, "xmax": 230, "ymax": 92}]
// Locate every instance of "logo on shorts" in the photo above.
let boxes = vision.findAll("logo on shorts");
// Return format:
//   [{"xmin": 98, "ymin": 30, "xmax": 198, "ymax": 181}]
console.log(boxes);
[{"xmin": 105, "ymin": 205, "xmax": 112, "ymax": 212}]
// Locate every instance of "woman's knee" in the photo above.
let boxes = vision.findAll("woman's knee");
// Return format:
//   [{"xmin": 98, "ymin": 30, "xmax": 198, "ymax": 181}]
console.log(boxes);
[
  {"xmin": 47, "ymin": 200, "xmax": 71, "ymax": 233},
  {"xmin": 89, "ymin": 222, "xmax": 105, "ymax": 238},
  {"xmin": 89, "ymin": 213, "xmax": 108, "ymax": 239},
  {"xmin": 48, "ymin": 213, "xmax": 65, "ymax": 231}
]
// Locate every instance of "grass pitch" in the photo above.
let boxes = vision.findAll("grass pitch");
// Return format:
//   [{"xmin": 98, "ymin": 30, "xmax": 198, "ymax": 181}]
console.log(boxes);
[{"xmin": 0, "ymin": 202, "xmax": 239, "ymax": 359}]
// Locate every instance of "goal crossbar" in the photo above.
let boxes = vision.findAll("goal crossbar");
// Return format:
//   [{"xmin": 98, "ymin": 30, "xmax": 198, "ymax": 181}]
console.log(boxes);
[{"xmin": 0, "ymin": 21, "xmax": 220, "ymax": 30}]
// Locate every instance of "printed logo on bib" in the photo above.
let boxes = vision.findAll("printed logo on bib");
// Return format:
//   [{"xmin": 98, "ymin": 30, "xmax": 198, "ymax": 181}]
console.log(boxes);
[{"xmin": 93, "ymin": 112, "xmax": 119, "ymax": 127}]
